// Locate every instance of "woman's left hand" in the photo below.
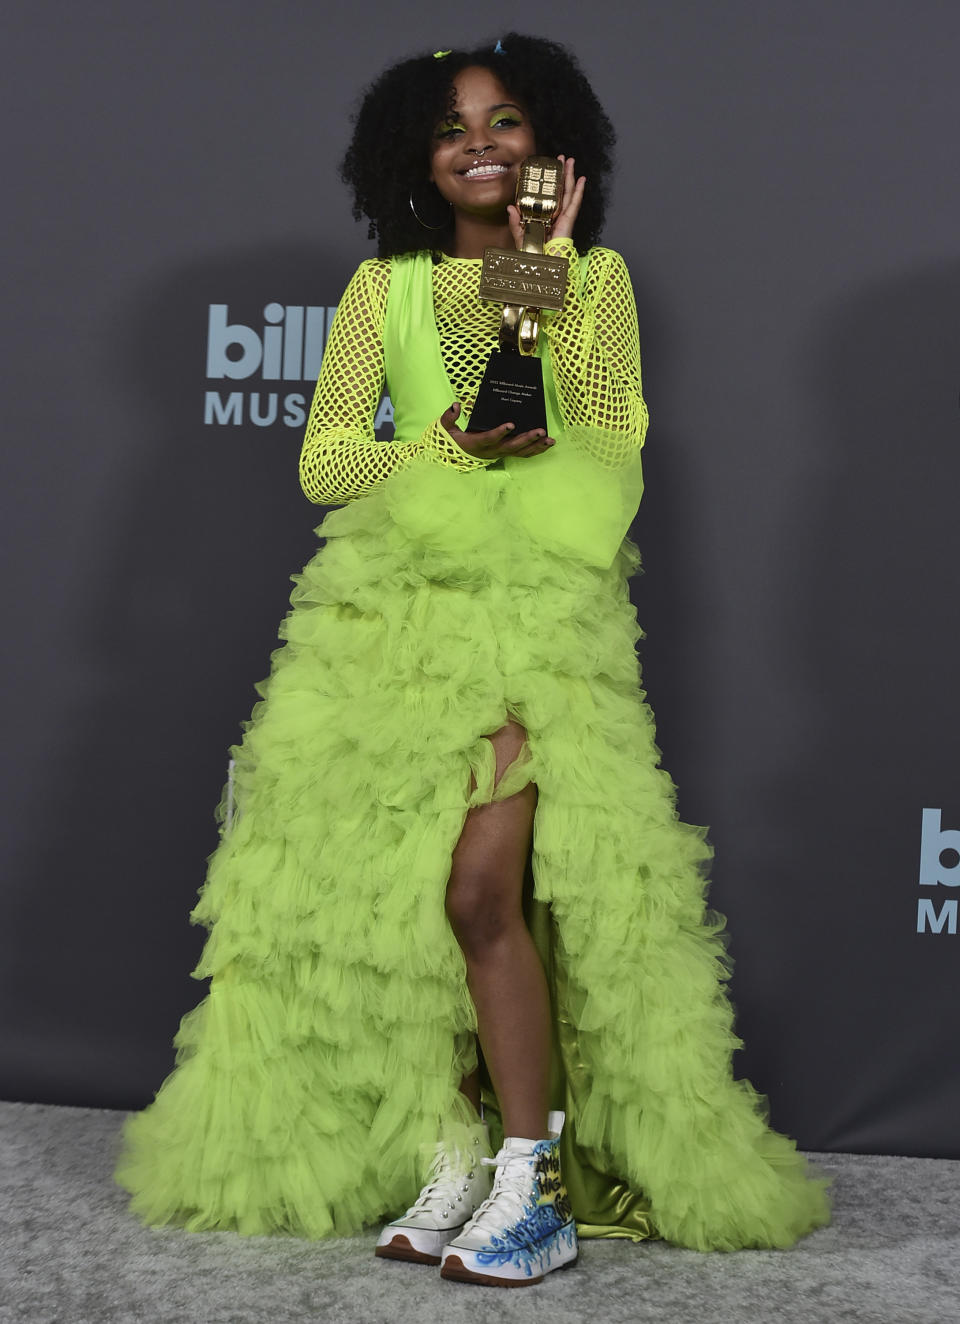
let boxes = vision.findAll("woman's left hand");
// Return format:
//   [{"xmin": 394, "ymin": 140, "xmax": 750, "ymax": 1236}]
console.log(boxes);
[{"xmin": 507, "ymin": 154, "xmax": 586, "ymax": 248}]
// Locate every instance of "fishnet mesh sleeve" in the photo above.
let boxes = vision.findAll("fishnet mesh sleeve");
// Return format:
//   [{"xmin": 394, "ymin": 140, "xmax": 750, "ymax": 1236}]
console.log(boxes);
[
  {"xmin": 543, "ymin": 239, "xmax": 649, "ymax": 466},
  {"xmin": 299, "ymin": 258, "xmax": 491, "ymax": 505}
]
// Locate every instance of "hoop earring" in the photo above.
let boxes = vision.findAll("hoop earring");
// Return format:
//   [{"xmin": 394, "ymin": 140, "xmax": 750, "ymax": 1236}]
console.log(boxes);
[{"xmin": 409, "ymin": 183, "xmax": 451, "ymax": 231}]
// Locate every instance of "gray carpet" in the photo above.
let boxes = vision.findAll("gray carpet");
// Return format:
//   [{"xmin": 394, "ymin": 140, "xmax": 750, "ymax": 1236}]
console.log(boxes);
[{"xmin": 1, "ymin": 1101, "xmax": 957, "ymax": 1324}]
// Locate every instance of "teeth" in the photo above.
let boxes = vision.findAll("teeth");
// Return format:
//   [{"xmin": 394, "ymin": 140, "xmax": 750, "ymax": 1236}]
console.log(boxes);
[{"xmin": 463, "ymin": 163, "xmax": 508, "ymax": 178}]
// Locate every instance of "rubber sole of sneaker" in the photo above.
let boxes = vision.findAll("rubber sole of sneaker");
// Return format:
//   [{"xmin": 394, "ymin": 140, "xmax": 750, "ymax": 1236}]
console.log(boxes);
[
  {"xmin": 374, "ymin": 1235, "xmax": 441, "ymax": 1266},
  {"xmin": 440, "ymin": 1252, "xmax": 578, "ymax": 1287}
]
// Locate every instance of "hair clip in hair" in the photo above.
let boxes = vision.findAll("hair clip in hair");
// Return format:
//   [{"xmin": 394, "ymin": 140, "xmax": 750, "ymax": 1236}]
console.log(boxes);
[
  {"xmin": 494, "ymin": 39, "xmax": 505, "ymax": 53},
  {"xmin": 433, "ymin": 49, "xmax": 451, "ymax": 59}
]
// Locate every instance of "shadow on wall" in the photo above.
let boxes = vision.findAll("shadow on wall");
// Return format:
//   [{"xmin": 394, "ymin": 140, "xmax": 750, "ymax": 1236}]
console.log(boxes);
[
  {"xmin": 2, "ymin": 241, "xmax": 353, "ymax": 1110},
  {"xmin": 731, "ymin": 259, "xmax": 960, "ymax": 1156},
  {"xmin": 625, "ymin": 263, "xmax": 718, "ymax": 839}
]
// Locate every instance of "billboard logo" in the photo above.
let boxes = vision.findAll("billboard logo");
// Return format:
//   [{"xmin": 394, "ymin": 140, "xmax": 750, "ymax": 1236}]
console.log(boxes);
[
  {"xmin": 203, "ymin": 302, "xmax": 394, "ymax": 432},
  {"xmin": 917, "ymin": 807, "xmax": 959, "ymax": 934},
  {"xmin": 204, "ymin": 303, "xmax": 331, "ymax": 429}
]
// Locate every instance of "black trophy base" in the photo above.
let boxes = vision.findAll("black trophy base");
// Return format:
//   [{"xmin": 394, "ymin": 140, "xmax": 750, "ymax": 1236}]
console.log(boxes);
[{"xmin": 466, "ymin": 349, "xmax": 547, "ymax": 435}]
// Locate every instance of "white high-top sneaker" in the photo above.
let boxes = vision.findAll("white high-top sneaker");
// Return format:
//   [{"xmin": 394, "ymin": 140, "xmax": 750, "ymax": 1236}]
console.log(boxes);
[
  {"xmin": 375, "ymin": 1121, "xmax": 493, "ymax": 1265},
  {"xmin": 440, "ymin": 1111, "xmax": 578, "ymax": 1286}
]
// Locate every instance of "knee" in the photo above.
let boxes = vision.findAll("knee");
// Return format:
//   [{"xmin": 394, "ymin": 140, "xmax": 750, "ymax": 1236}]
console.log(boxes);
[{"xmin": 445, "ymin": 871, "xmax": 518, "ymax": 961}]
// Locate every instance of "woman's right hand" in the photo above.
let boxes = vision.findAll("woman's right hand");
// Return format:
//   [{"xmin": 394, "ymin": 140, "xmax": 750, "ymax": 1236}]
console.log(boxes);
[{"xmin": 440, "ymin": 402, "xmax": 556, "ymax": 460}]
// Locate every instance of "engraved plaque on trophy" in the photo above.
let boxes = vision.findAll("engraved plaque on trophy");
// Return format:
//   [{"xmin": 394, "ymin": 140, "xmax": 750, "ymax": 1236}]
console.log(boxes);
[{"xmin": 466, "ymin": 156, "xmax": 568, "ymax": 436}]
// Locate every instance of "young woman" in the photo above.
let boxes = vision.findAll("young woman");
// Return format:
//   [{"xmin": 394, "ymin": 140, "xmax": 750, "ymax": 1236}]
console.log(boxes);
[{"xmin": 116, "ymin": 34, "xmax": 830, "ymax": 1287}]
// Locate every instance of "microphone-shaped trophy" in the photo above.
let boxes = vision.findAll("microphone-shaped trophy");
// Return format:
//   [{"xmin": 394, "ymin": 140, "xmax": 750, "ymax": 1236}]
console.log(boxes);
[{"xmin": 467, "ymin": 156, "xmax": 568, "ymax": 436}]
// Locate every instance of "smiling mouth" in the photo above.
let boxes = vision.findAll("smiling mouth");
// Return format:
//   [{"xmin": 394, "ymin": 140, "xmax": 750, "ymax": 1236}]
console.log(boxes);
[{"xmin": 460, "ymin": 162, "xmax": 510, "ymax": 179}]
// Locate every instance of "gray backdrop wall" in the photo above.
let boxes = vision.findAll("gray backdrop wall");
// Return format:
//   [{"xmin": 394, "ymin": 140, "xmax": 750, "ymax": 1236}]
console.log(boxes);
[{"xmin": 3, "ymin": 0, "xmax": 958, "ymax": 1156}]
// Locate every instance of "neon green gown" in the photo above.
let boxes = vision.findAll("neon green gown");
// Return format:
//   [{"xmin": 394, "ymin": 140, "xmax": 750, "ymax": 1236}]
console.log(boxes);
[{"xmin": 115, "ymin": 239, "xmax": 830, "ymax": 1251}]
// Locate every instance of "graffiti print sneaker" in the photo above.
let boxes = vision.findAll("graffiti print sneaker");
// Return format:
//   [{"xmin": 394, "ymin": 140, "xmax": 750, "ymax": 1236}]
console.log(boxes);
[
  {"xmin": 375, "ymin": 1121, "xmax": 493, "ymax": 1265},
  {"xmin": 440, "ymin": 1110, "xmax": 578, "ymax": 1286}
]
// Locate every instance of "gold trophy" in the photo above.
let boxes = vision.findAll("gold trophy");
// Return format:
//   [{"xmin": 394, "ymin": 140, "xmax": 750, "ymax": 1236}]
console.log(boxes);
[{"xmin": 467, "ymin": 156, "xmax": 568, "ymax": 435}]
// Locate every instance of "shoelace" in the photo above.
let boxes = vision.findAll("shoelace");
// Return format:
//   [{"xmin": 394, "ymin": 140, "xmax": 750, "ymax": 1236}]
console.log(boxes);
[
  {"xmin": 465, "ymin": 1149, "xmax": 537, "ymax": 1235},
  {"xmin": 404, "ymin": 1142, "xmax": 476, "ymax": 1217}
]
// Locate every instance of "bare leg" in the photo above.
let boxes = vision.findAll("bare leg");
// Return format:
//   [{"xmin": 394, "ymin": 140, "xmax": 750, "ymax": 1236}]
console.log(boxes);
[{"xmin": 446, "ymin": 720, "xmax": 550, "ymax": 1139}]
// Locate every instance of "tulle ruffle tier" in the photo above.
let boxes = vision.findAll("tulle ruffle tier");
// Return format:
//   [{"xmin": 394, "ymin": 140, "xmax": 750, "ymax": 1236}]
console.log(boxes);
[{"xmin": 116, "ymin": 458, "xmax": 830, "ymax": 1250}]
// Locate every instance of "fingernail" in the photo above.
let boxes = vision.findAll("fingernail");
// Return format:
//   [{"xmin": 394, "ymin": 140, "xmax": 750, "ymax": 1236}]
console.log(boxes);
[{"xmin": 505, "ymin": 423, "xmax": 515, "ymax": 430}]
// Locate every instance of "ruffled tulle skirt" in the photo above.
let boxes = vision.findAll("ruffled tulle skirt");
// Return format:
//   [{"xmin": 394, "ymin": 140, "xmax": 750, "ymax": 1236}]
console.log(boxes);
[{"xmin": 115, "ymin": 458, "xmax": 830, "ymax": 1250}]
